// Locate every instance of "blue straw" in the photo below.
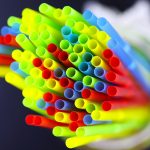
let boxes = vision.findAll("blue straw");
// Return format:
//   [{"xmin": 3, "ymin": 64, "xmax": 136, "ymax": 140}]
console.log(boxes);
[
  {"xmin": 55, "ymin": 99, "xmax": 74, "ymax": 110},
  {"xmin": 10, "ymin": 62, "xmax": 28, "ymax": 78},
  {"xmin": 78, "ymin": 62, "xmax": 94, "ymax": 75},
  {"xmin": 1, "ymin": 26, "xmax": 15, "ymax": 36},
  {"xmin": 74, "ymin": 81, "xmax": 86, "ymax": 92},
  {"xmin": 97, "ymin": 17, "xmax": 127, "ymax": 47},
  {"xmin": 0, "ymin": 45, "xmax": 15, "ymax": 54},
  {"xmin": 54, "ymin": 68, "xmax": 66, "ymax": 79},
  {"xmin": 64, "ymin": 88, "xmax": 81, "ymax": 100},
  {"xmin": 94, "ymin": 81, "xmax": 108, "ymax": 93},
  {"xmin": 94, "ymin": 67, "xmax": 107, "ymax": 80},
  {"xmin": 61, "ymin": 26, "xmax": 72, "ymax": 39},
  {"xmin": 68, "ymin": 34, "xmax": 78, "ymax": 45},
  {"xmin": 36, "ymin": 99, "xmax": 52, "ymax": 110},
  {"xmin": 96, "ymin": 17, "xmax": 150, "ymax": 72},
  {"xmin": 124, "ymin": 45, "xmax": 150, "ymax": 71},
  {"xmin": 11, "ymin": 23, "xmax": 21, "ymax": 35},
  {"xmin": 82, "ymin": 52, "xmax": 93, "ymax": 64},
  {"xmin": 83, "ymin": 10, "xmax": 98, "ymax": 27},
  {"xmin": 108, "ymin": 39, "xmax": 150, "ymax": 93},
  {"xmin": 83, "ymin": 114, "xmax": 112, "ymax": 125},
  {"xmin": 1, "ymin": 24, "xmax": 20, "ymax": 36},
  {"xmin": 83, "ymin": 11, "xmax": 150, "ymax": 71}
]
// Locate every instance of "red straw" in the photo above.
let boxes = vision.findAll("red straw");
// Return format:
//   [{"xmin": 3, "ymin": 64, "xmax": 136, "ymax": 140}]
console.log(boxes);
[
  {"xmin": 43, "ymin": 92, "xmax": 61, "ymax": 104},
  {"xmin": 82, "ymin": 88, "xmax": 109, "ymax": 102},
  {"xmin": 46, "ymin": 106, "xmax": 67, "ymax": 116},
  {"xmin": 59, "ymin": 77, "xmax": 74, "ymax": 88},
  {"xmin": 42, "ymin": 69, "xmax": 55, "ymax": 79},
  {"xmin": 46, "ymin": 106, "xmax": 57, "ymax": 116},
  {"xmin": 58, "ymin": 51, "xmax": 73, "ymax": 67},
  {"xmin": 47, "ymin": 43, "xmax": 61, "ymax": 57},
  {"xmin": 102, "ymin": 49, "xmax": 114, "ymax": 61},
  {"xmin": 105, "ymin": 70, "xmax": 132, "ymax": 86},
  {"xmin": 69, "ymin": 111, "xmax": 86, "ymax": 122},
  {"xmin": 107, "ymin": 86, "xmax": 136, "ymax": 98},
  {"xmin": 32, "ymin": 58, "xmax": 46, "ymax": 71},
  {"xmin": 25, "ymin": 114, "xmax": 67, "ymax": 129},
  {"xmin": 0, "ymin": 54, "xmax": 14, "ymax": 65},
  {"xmin": 109, "ymin": 56, "xmax": 128, "ymax": 75},
  {"xmin": 0, "ymin": 36, "xmax": 5, "ymax": 44},
  {"xmin": 4, "ymin": 34, "xmax": 20, "ymax": 48},
  {"xmin": 102, "ymin": 99, "xmax": 148, "ymax": 111},
  {"xmin": 69, "ymin": 121, "xmax": 85, "ymax": 132}
]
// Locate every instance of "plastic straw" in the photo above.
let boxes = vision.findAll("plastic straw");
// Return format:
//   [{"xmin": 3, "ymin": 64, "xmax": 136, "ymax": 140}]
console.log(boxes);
[
  {"xmin": 53, "ymin": 126, "xmax": 75, "ymax": 137},
  {"xmin": 82, "ymin": 88, "xmax": 109, "ymax": 102},
  {"xmin": 78, "ymin": 62, "xmax": 94, "ymax": 76},
  {"xmin": 64, "ymin": 88, "xmax": 81, "ymax": 100},
  {"xmin": 55, "ymin": 112, "xmax": 71, "ymax": 124},
  {"xmin": 66, "ymin": 67, "xmax": 84, "ymax": 81},
  {"xmin": 55, "ymin": 99, "xmax": 74, "ymax": 110},
  {"xmin": 82, "ymin": 75, "xmax": 98, "ymax": 88},
  {"xmin": 74, "ymin": 81, "xmax": 86, "ymax": 92}
]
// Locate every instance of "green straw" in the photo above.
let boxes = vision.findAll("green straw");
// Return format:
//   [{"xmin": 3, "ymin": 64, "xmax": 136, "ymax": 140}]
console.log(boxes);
[
  {"xmin": 39, "ymin": 30, "xmax": 58, "ymax": 45},
  {"xmin": 66, "ymin": 67, "xmax": 84, "ymax": 81},
  {"xmin": 76, "ymin": 120, "xmax": 147, "ymax": 137},
  {"xmin": 86, "ymin": 103, "xmax": 97, "ymax": 113},
  {"xmin": 19, "ymin": 61, "xmax": 33, "ymax": 74},
  {"xmin": 73, "ymin": 44, "xmax": 86, "ymax": 56},
  {"xmin": 83, "ymin": 75, "xmax": 98, "ymax": 88},
  {"xmin": 25, "ymin": 76, "xmax": 35, "ymax": 86},
  {"xmin": 53, "ymin": 126, "xmax": 75, "ymax": 137},
  {"xmin": 68, "ymin": 53, "xmax": 82, "ymax": 67},
  {"xmin": 35, "ymin": 78, "xmax": 49, "ymax": 92},
  {"xmin": 34, "ymin": 14, "xmax": 61, "ymax": 30},
  {"xmin": 53, "ymin": 8, "xmax": 68, "ymax": 25},
  {"xmin": 78, "ymin": 34, "xmax": 89, "ymax": 45},
  {"xmin": 29, "ymin": 32, "xmax": 47, "ymax": 48},
  {"xmin": 39, "ymin": 3, "xmax": 56, "ymax": 17},
  {"xmin": 22, "ymin": 97, "xmax": 51, "ymax": 118},
  {"xmin": 62, "ymin": 6, "xmax": 89, "ymax": 25},
  {"xmin": 86, "ymin": 103, "xmax": 101, "ymax": 113},
  {"xmin": 16, "ymin": 34, "xmax": 36, "ymax": 52},
  {"xmin": 65, "ymin": 18, "xmax": 76, "ymax": 28},
  {"xmin": 36, "ymin": 46, "xmax": 56, "ymax": 60},
  {"xmin": 7, "ymin": 16, "xmax": 21, "ymax": 27},
  {"xmin": 60, "ymin": 40, "xmax": 73, "ymax": 53},
  {"xmin": 38, "ymin": 24, "xmax": 62, "ymax": 41}
]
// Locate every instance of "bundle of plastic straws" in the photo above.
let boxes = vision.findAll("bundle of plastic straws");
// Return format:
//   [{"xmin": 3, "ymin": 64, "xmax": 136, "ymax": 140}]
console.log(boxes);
[{"xmin": 0, "ymin": 3, "xmax": 150, "ymax": 149}]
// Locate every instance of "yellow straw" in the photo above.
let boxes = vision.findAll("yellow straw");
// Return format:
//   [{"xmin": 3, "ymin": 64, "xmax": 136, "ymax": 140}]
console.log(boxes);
[
  {"xmin": 75, "ymin": 98, "xmax": 90, "ymax": 109},
  {"xmin": 66, "ymin": 135, "xmax": 109, "ymax": 148},
  {"xmin": 22, "ymin": 87, "xmax": 43, "ymax": 100},
  {"xmin": 29, "ymin": 67, "xmax": 42, "ymax": 78},
  {"xmin": 55, "ymin": 112, "xmax": 71, "ymax": 124},
  {"xmin": 87, "ymin": 39, "xmax": 104, "ymax": 56},
  {"xmin": 43, "ymin": 58, "xmax": 63, "ymax": 70},
  {"xmin": 5, "ymin": 71, "xmax": 25, "ymax": 90},
  {"xmin": 0, "ymin": 66, "xmax": 11, "ymax": 77},
  {"xmin": 91, "ymin": 56, "xmax": 109, "ymax": 70},
  {"xmin": 46, "ymin": 78, "xmax": 65, "ymax": 95}
]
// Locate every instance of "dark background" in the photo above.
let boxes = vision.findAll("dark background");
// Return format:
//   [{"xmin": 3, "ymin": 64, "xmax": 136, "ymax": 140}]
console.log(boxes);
[{"xmin": 0, "ymin": 0, "xmax": 150, "ymax": 150}]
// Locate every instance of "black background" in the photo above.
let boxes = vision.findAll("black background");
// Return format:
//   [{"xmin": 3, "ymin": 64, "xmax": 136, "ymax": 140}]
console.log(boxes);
[{"xmin": 0, "ymin": 0, "xmax": 150, "ymax": 150}]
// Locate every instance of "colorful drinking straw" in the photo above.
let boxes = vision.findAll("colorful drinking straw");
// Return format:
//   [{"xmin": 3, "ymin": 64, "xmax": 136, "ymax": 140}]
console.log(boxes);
[{"xmin": 0, "ymin": 3, "xmax": 150, "ymax": 149}]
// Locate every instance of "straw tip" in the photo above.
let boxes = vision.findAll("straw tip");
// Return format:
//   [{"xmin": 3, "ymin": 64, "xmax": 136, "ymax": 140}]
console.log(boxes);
[
  {"xmin": 107, "ymin": 86, "xmax": 117, "ymax": 96},
  {"xmin": 91, "ymin": 110, "xmax": 101, "ymax": 120},
  {"xmin": 102, "ymin": 101, "xmax": 111, "ymax": 111}
]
